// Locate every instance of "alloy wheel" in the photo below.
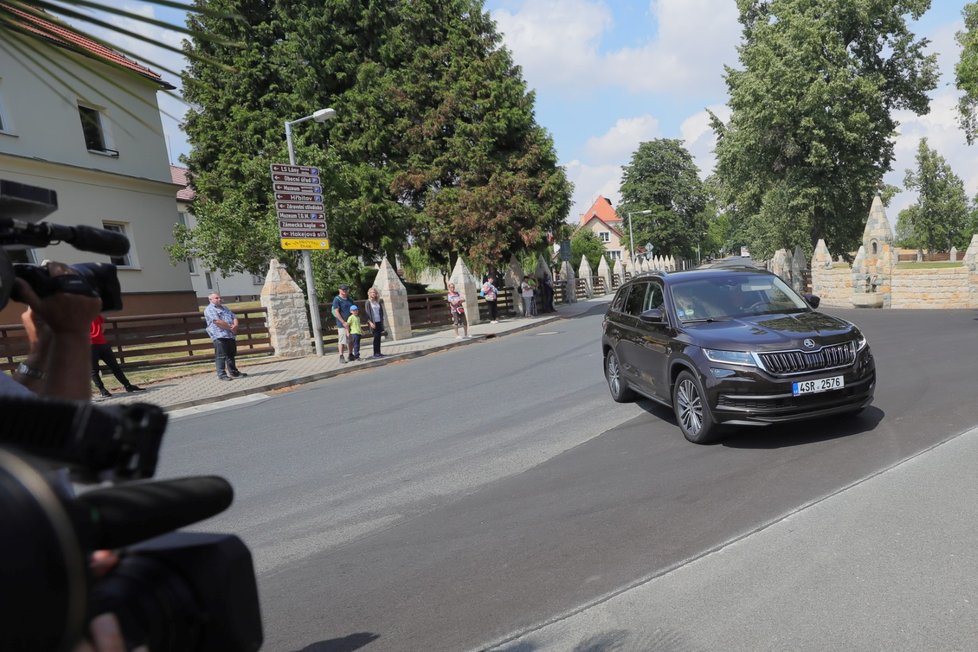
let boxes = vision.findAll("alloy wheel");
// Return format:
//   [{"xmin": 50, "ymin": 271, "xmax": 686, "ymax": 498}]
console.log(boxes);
[{"xmin": 676, "ymin": 377, "xmax": 703, "ymax": 435}]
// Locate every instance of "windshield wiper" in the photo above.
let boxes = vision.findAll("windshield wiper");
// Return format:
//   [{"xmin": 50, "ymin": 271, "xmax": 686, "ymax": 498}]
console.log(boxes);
[{"xmin": 682, "ymin": 317, "xmax": 723, "ymax": 324}]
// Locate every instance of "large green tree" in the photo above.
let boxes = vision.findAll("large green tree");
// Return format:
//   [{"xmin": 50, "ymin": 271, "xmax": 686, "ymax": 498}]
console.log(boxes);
[
  {"xmin": 711, "ymin": 0, "xmax": 938, "ymax": 261},
  {"xmin": 956, "ymin": 2, "xmax": 978, "ymax": 144},
  {"xmin": 173, "ymin": 0, "xmax": 570, "ymax": 284},
  {"xmin": 617, "ymin": 139, "xmax": 707, "ymax": 259},
  {"xmin": 896, "ymin": 138, "xmax": 971, "ymax": 252}
]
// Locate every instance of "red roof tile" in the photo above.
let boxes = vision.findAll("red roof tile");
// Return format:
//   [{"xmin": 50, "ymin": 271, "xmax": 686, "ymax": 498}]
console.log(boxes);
[
  {"xmin": 578, "ymin": 195, "xmax": 622, "ymax": 226},
  {"xmin": 171, "ymin": 165, "xmax": 194, "ymax": 201},
  {"xmin": 2, "ymin": 3, "xmax": 174, "ymax": 89}
]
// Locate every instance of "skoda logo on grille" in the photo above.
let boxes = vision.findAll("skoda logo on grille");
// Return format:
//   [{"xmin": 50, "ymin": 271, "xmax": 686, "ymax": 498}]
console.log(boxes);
[{"xmin": 803, "ymin": 338, "xmax": 817, "ymax": 349}]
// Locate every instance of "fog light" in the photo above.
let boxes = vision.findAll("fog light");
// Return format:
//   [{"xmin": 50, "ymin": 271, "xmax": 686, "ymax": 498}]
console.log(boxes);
[{"xmin": 711, "ymin": 368, "xmax": 736, "ymax": 379}]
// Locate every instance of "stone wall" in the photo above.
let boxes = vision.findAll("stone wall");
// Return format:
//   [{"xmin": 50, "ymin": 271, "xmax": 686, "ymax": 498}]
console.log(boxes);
[
  {"xmin": 889, "ymin": 266, "xmax": 971, "ymax": 309},
  {"xmin": 811, "ymin": 263, "xmax": 854, "ymax": 307}
]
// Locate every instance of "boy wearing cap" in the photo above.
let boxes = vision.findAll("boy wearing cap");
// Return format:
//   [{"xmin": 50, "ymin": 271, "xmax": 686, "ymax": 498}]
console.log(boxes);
[
  {"xmin": 347, "ymin": 305, "xmax": 363, "ymax": 361},
  {"xmin": 331, "ymin": 284, "xmax": 355, "ymax": 362}
]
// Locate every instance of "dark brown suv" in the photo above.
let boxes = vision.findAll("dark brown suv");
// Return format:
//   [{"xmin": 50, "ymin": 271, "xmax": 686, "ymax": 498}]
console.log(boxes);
[{"xmin": 601, "ymin": 268, "xmax": 875, "ymax": 443}]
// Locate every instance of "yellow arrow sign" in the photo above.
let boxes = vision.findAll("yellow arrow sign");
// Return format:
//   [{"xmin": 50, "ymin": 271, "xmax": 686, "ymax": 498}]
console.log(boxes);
[{"xmin": 281, "ymin": 238, "xmax": 330, "ymax": 250}]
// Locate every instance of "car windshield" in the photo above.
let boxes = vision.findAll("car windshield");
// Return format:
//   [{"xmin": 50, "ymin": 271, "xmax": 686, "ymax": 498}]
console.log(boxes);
[{"xmin": 670, "ymin": 274, "xmax": 809, "ymax": 322}]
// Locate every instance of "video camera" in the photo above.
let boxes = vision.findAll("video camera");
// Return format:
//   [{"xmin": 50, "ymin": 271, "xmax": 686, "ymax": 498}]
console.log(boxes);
[
  {"xmin": 0, "ymin": 181, "xmax": 262, "ymax": 651},
  {"xmin": 1, "ymin": 179, "xmax": 126, "ymax": 311}
]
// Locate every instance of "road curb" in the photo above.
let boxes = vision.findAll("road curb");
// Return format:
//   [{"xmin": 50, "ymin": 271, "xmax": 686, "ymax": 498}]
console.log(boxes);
[{"xmin": 160, "ymin": 313, "xmax": 565, "ymax": 412}]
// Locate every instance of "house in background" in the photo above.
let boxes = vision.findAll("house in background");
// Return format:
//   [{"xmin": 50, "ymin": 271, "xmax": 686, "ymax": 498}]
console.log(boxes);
[
  {"xmin": 0, "ymin": 7, "xmax": 195, "ymax": 323},
  {"xmin": 172, "ymin": 165, "xmax": 263, "ymax": 302},
  {"xmin": 575, "ymin": 195, "xmax": 626, "ymax": 262}
]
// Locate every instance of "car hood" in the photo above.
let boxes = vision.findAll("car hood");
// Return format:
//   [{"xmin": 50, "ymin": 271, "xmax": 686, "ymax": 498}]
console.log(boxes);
[{"xmin": 682, "ymin": 311, "xmax": 859, "ymax": 350}]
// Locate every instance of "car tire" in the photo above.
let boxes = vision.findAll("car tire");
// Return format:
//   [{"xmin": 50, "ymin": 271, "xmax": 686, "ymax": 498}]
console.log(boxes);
[
  {"xmin": 673, "ymin": 370, "xmax": 719, "ymax": 444},
  {"xmin": 605, "ymin": 350, "xmax": 636, "ymax": 403}
]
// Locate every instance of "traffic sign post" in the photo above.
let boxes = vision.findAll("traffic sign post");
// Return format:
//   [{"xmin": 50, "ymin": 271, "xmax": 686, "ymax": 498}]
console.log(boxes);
[{"xmin": 270, "ymin": 160, "xmax": 329, "ymax": 355}]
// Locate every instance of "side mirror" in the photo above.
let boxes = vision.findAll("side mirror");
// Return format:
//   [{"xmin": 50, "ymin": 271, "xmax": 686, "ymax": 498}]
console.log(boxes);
[
  {"xmin": 639, "ymin": 308, "xmax": 665, "ymax": 323},
  {"xmin": 803, "ymin": 293, "xmax": 821, "ymax": 309}
]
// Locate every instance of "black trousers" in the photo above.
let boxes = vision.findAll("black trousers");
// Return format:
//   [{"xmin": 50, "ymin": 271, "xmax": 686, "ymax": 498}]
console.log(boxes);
[
  {"xmin": 214, "ymin": 338, "xmax": 239, "ymax": 377},
  {"xmin": 91, "ymin": 343, "xmax": 131, "ymax": 389},
  {"xmin": 372, "ymin": 320, "xmax": 383, "ymax": 356},
  {"xmin": 487, "ymin": 300, "xmax": 498, "ymax": 321}
]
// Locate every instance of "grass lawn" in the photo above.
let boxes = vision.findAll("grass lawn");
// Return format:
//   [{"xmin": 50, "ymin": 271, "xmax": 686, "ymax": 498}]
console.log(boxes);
[{"xmin": 895, "ymin": 262, "xmax": 963, "ymax": 269}]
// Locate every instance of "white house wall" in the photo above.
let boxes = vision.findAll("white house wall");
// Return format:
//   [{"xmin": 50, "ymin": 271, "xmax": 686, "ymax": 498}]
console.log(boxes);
[
  {"xmin": 179, "ymin": 204, "xmax": 263, "ymax": 299},
  {"xmin": 0, "ymin": 33, "xmax": 171, "ymax": 182}
]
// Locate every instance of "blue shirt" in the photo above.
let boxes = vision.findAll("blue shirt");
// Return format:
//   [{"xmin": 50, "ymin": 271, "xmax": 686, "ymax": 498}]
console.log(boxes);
[
  {"xmin": 204, "ymin": 303, "xmax": 237, "ymax": 340},
  {"xmin": 332, "ymin": 295, "xmax": 354, "ymax": 328}
]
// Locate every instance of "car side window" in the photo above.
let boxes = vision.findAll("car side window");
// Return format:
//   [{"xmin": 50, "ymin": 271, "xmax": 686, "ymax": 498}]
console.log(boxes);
[
  {"xmin": 611, "ymin": 287, "xmax": 629, "ymax": 313},
  {"xmin": 645, "ymin": 283, "xmax": 664, "ymax": 311},
  {"xmin": 623, "ymin": 283, "xmax": 648, "ymax": 316}
]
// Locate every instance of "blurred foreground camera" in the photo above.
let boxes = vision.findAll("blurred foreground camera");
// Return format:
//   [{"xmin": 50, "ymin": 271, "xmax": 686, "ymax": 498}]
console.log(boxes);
[
  {"xmin": 0, "ymin": 397, "xmax": 263, "ymax": 651},
  {"xmin": 1, "ymin": 179, "xmax": 128, "ymax": 311}
]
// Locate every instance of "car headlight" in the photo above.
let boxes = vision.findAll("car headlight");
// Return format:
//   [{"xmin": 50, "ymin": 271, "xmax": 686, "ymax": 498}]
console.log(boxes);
[
  {"xmin": 703, "ymin": 348, "xmax": 757, "ymax": 367},
  {"xmin": 856, "ymin": 333, "xmax": 868, "ymax": 351}
]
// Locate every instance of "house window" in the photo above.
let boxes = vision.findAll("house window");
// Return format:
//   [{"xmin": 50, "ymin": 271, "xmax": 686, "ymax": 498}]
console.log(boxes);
[
  {"xmin": 78, "ymin": 104, "xmax": 118, "ymax": 156},
  {"xmin": 251, "ymin": 273, "xmax": 264, "ymax": 285},
  {"xmin": 205, "ymin": 272, "xmax": 213, "ymax": 290},
  {"xmin": 598, "ymin": 231, "xmax": 610, "ymax": 243},
  {"xmin": 608, "ymin": 250, "xmax": 621, "ymax": 260},
  {"xmin": 101, "ymin": 222, "xmax": 134, "ymax": 267},
  {"xmin": 188, "ymin": 258, "xmax": 197, "ymax": 274}
]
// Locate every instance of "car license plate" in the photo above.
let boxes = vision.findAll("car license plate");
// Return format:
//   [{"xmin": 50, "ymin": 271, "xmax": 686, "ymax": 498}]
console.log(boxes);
[{"xmin": 793, "ymin": 375, "xmax": 844, "ymax": 396}]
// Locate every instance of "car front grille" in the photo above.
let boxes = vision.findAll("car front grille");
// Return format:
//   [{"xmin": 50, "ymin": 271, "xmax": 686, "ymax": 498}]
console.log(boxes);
[{"xmin": 757, "ymin": 342, "xmax": 856, "ymax": 376}]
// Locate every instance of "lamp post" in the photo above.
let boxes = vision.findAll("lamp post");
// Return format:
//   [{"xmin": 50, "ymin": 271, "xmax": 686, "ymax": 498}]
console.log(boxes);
[
  {"xmin": 285, "ymin": 107, "xmax": 336, "ymax": 357},
  {"xmin": 627, "ymin": 209, "xmax": 652, "ymax": 264}
]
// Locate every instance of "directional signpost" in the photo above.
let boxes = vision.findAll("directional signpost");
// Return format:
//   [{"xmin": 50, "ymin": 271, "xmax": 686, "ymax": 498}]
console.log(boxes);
[{"xmin": 270, "ymin": 164, "xmax": 329, "ymax": 250}]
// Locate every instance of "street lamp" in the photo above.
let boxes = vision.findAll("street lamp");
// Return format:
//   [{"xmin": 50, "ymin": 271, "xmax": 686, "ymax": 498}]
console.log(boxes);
[
  {"xmin": 627, "ymin": 209, "xmax": 652, "ymax": 263},
  {"xmin": 285, "ymin": 107, "xmax": 336, "ymax": 357}
]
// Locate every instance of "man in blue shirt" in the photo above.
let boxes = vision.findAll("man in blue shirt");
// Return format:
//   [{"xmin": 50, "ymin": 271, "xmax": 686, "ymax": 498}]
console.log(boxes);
[
  {"xmin": 204, "ymin": 293, "xmax": 248, "ymax": 381},
  {"xmin": 331, "ymin": 284, "xmax": 354, "ymax": 363}
]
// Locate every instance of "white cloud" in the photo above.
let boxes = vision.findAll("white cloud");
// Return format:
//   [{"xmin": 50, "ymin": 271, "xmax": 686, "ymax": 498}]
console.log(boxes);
[
  {"xmin": 492, "ymin": 0, "xmax": 739, "ymax": 97},
  {"xmin": 583, "ymin": 115, "xmax": 660, "ymax": 163},
  {"xmin": 565, "ymin": 160, "xmax": 623, "ymax": 222}
]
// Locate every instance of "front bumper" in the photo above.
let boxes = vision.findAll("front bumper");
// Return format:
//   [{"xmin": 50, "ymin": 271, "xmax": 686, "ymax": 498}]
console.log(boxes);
[{"xmin": 703, "ymin": 347, "xmax": 876, "ymax": 426}]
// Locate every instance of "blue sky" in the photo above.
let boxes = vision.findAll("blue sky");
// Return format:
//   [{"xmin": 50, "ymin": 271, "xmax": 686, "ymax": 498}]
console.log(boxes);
[{"xmin": 81, "ymin": 1, "xmax": 976, "ymax": 226}]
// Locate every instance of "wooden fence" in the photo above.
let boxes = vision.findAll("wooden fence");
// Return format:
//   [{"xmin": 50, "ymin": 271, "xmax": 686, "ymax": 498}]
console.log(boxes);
[{"xmin": 0, "ymin": 308, "xmax": 273, "ymax": 373}]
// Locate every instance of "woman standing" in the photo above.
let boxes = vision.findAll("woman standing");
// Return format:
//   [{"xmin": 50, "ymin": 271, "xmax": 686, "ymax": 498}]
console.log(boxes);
[
  {"xmin": 482, "ymin": 275, "xmax": 499, "ymax": 323},
  {"xmin": 365, "ymin": 287, "xmax": 386, "ymax": 358},
  {"xmin": 447, "ymin": 282, "xmax": 469, "ymax": 339}
]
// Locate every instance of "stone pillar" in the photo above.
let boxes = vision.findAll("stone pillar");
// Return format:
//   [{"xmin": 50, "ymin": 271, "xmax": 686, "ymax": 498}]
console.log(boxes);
[
  {"xmin": 950, "ymin": 246, "xmax": 958, "ymax": 263},
  {"xmin": 260, "ymin": 258, "xmax": 312, "ymax": 357},
  {"xmin": 450, "ymin": 256, "xmax": 481, "ymax": 326},
  {"xmin": 578, "ymin": 256, "xmax": 593, "ymax": 298},
  {"xmin": 506, "ymin": 255, "xmax": 524, "ymax": 315},
  {"xmin": 792, "ymin": 246, "xmax": 807, "ymax": 293},
  {"xmin": 561, "ymin": 260, "xmax": 576, "ymax": 303},
  {"xmin": 597, "ymin": 256, "xmax": 611, "ymax": 295},
  {"xmin": 373, "ymin": 256, "xmax": 412, "ymax": 340},
  {"xmin": 612, "ymin": 259, "xmax": 624, "ymax": 287},
  {"xmin": 965, "ymin": 234, "xmax": 978, "ymax": 308}
]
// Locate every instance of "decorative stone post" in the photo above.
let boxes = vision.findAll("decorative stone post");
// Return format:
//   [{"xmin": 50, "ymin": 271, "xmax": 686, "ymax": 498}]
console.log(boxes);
[
  {"xmin": 449, "ymin": 256, "xmax": 481, "ymax": 325},
  {"xmin": 612, "ymin": 259, "xmax": 624, "ymax": 288},
  {"xmin": 260, "ymin": 258, "xmax": 312, "ymax": 357},
  {"xmin": 965, "ymin": 234, "xmax": 978, "ymax": 309},
  {"xmin": 792, "ymin": 246, "xmax": 807, "ymax": 294},
  {"xmin": 561, "ymin": 260, "xmax": 577, "ymax": 303},
  {"xmin": 597, "ymin": 256, "xmax": 611, "ymax": 295},
  {"xmin": 851, "ymin": 194, "xmax": 895, "ymax": 308},
  {"xmin": 578, "ymin": 256, "xmax": 593, "ymax": 298},
  {"xmin": 372, "ymin": 256, "xmax": 412, "ymax": 340}
]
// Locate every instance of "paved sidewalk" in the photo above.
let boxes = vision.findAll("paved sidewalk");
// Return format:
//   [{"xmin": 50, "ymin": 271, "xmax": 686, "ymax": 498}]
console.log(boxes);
[{"xmin": 100, "ymin": 297, "xmax": 611, "ymax": 412}]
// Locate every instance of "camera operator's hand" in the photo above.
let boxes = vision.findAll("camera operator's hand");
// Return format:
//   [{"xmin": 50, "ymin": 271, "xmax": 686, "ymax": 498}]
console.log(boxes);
[
  {"xmin": 72, "ymin": 613, "xmax": 148, "ymax": 652},
  {"xmin": 13, "ymin": 262, "xmax": 102, "ymax": 400}
]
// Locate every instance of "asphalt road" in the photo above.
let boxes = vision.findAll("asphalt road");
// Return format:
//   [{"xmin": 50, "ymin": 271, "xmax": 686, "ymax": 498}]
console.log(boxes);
[{"xmin": 159, "ymin": 305, "xmax": 978, "ymax": 651}]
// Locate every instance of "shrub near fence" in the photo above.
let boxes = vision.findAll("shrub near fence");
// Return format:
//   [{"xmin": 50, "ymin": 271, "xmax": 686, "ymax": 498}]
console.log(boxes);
[{"xmin": 0, "ymin": 308, "xmax": 274, "ymax": 373}]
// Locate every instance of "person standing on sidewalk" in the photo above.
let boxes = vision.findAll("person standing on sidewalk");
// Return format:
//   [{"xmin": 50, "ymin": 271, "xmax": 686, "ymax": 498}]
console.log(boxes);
[
  {"xmin": 520, "ymin": 277, "xmax": 535, "ymax": 317},
  {"xmin": 446, "ymin": 282, "xmax": 469, "ymax": 339},
  {"xmin": 90, "ymin": 315, "xmax": 142, "ymax": 397},
  {"xmin": 365, "ymin": 287, "xmax": 386, "ymax": 358},
  {"xmin": 331, "ymin": 284, "xmax": 355, "ymax": 363},
  {"xmin": 204, "ymin": 293, "xmax": 248, "ymax": 381},
  {"xmin": 482, "ymin": 275, "xmax": 499, "ymax": 323},
  {"xmin": 347, "ymin": 305, "xmax": 363, "ymax": 361}
]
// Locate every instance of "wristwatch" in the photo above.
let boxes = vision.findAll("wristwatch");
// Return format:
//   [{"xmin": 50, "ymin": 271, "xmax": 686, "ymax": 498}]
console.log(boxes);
[{"xmin": 16, "ymin": 362, "xmax": 46, "ymax": 381}]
